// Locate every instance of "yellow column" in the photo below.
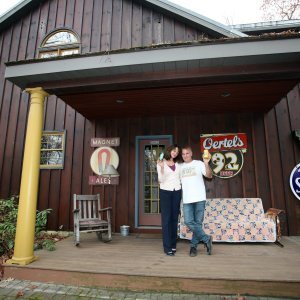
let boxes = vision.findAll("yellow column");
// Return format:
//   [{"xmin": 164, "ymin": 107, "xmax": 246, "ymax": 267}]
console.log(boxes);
[{"xmin": 6, "ymin": 87, "xmax": 48, "ymax": 265}]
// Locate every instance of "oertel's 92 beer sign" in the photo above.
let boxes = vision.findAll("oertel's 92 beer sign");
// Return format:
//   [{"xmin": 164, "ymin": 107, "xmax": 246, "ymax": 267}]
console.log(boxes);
[
  {"xmin": 290, "ymin": 163, "xmax": 300, "ymax": 201},
  {"xmin": 200, "ymin": 133, "xmax": 247, "ymax": 179}
]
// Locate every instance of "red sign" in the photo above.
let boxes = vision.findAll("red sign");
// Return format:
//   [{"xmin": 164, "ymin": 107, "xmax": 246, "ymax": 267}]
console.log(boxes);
[{"xmin": 200, "ymin": 133, "xmax": 247, "ymax": 152}]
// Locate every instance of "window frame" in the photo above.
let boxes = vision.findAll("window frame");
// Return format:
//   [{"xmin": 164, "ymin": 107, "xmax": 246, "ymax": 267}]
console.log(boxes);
[
  {"xmin": 38, "ymin": 28, "xmax": 81, "ymax": 59},
  {"xmin": 40, "ymin": 130, "xmax": 66, "ymax": 170}
]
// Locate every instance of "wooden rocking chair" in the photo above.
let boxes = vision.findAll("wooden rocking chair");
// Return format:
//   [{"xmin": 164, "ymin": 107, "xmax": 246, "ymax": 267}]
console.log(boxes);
[{"xmin": 73, "ymin": 194, "xmax": 112, "ymax": 246}]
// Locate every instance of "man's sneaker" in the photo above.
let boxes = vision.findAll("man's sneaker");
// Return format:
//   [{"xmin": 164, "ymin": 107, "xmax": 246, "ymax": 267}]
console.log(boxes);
[
  {"xmin": 189, "ymin": 247, "xmax": 197, "ymax": 257},
  {"xmin": 204, "ymin": 236, "xmax": 213, "ymax": 255}
]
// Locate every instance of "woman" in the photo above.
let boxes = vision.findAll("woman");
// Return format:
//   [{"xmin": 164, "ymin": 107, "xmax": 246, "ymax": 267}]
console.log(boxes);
[{"xmin": 157, "ymin": 144, "xmax": 182, "ymax": 256}]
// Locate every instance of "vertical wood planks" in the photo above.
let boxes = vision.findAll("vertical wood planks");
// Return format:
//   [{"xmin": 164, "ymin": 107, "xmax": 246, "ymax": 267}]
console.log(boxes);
[
  {"xmin": 252, "ymin": 113, "xmax": 272, "ymax": 209},
  {"xmin": 101, "ymin": 0, "xmax": 113, "ymax": 51},
  {"xmin": 91, "ymin": 0, "xmax": 103, "ymax": 52},
  {"xmin": 264, "ymin": 109, "xmax": 286, "ymax": 209},
  {"xmin": 81, "ymin": 0, "xmax": 94, "ymax": 53},
  {"xmin": 59, "ymin": 106, "xmax": 76, "ymax": 230},
  {"xmin": 111, "ymin": 0, "xmax": 122, "ymax": 50},
  {"xmin": 132, "ymin": 1, "xmax": 142, "ymax": 47},
  {"xmin": 238, "ymin": 113, "xmax": 257, "ymax": 198},
  {"xmin": 121, "ymin": 0, "xmax": 132, "ymax": 49}
]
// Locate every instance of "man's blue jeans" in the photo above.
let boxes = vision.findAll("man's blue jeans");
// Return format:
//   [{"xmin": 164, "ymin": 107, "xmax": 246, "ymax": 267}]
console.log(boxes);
[{"xmin": 183, "ymin": 201, "xmax": 209, "ymax": 248}]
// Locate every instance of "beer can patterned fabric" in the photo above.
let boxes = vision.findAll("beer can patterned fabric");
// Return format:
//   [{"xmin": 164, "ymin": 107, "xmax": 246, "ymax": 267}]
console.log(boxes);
[{"xmin": 179, "ymin": 198, "xmax": 276, "ymax": 242}]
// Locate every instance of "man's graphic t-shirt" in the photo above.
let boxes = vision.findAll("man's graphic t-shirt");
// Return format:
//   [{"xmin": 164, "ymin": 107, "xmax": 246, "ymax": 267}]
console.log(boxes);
[{"xmin": 180, "ymin": 160, "xmax": 207, "ymax": 204}]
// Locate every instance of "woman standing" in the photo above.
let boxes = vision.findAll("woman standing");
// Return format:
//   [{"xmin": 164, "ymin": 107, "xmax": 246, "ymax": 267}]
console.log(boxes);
[{"xmin": 157, "ymin": 144, "xmax": 182, "ymax": 256}]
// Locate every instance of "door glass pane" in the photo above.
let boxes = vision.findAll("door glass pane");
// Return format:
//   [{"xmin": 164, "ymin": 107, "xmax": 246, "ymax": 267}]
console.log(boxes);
[
  {"xmin": 144, "ymin": 200, "xmax": 150, "ymax": 213},
  {"xmin": 143, "ymin": 144, "xmax": 165, "ymax": 214},
  {"xmin": 144, "ymin": 186, "xmax": 151, "ymax": 199}
]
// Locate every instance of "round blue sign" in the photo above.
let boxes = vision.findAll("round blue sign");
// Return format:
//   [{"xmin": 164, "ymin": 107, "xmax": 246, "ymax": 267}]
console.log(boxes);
[{"xmin": 290, "ymin": 163, "xmax": 300, "ymax": 201}]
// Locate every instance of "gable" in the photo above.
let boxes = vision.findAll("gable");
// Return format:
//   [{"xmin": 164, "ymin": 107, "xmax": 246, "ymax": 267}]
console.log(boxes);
[{"xmin": 0, "ymin": 0, "xmax": 244, "ymax": 59}]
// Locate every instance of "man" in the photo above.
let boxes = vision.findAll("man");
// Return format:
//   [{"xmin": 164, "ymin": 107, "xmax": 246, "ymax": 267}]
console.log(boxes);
[{"xmin": 180, "ymin": 146, "xmax": 213, "ymax": 257}]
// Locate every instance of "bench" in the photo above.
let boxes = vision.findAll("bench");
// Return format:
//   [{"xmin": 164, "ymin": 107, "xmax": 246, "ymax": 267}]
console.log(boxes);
[{"xmin": 179, "ymin": 198, "xmax": 283, "ymax": 246}]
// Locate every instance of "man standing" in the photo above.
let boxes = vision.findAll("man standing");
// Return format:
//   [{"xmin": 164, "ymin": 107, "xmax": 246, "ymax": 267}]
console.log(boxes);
[{"xmin": 180, "ymin": 146, "xmax": 213, "ymax": 257}]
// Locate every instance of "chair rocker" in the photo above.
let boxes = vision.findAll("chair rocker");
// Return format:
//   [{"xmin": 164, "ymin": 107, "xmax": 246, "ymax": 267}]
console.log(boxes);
[{"xmin": 73, "ymin": 194, "xmax": 112, "ymax": 246}]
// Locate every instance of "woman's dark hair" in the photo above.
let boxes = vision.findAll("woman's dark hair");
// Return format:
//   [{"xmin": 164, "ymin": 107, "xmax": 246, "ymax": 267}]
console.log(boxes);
[{"xmin": 163, "ymin": 144, "xmax": 183, "ymax": 163}]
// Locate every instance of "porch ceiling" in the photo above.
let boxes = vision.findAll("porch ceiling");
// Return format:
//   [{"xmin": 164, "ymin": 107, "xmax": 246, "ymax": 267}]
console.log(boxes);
[
  {"xmin": 60, "ymin": 80, "xmax": 299, "ymax": 118},
  {"xmin": 5, "ymin": 36, "xmax": 300, "ymax": 118}
]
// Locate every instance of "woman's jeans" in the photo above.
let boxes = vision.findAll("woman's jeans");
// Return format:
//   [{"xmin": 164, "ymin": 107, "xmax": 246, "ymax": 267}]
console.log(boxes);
[
  {"xmin": 159, "ymin": 189, "xmax": 181, "ymax": 253},
  {"xmin": 183, "ymin": 201, "xmax": 209, "ymax": 248}
]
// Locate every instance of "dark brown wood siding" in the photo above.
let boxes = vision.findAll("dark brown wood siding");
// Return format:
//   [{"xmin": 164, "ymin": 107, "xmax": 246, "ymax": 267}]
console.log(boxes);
[
  {"xmin": 2, "ymin": 91, "xmax": 300, "ymax": 234},
  {"xmin": 0, "ymin": 0, "xmax": 299, "ymax": 235}
]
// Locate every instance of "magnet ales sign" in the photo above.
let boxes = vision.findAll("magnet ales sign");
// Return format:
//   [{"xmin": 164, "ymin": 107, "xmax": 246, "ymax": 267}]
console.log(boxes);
[{"xmin": 89, "ymin": 140, "xmax": 120, "ymax": 185}]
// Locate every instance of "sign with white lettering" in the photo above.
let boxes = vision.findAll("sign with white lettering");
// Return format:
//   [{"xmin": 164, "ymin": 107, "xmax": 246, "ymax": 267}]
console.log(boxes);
[
  {"xmin": 200, "ymin": 133, "xmax": 247, "ymax": 152},
  {"xmin": 91, "ymin": 137, "xmax": 120, "ymax": 147},
  {"xmin": 89, "ymin": 175, "xmax": 119, "ymax": 185},
  {"xmin": 200, "ymin": 133, "xmax": 247, "ymax": 179},
  {"xmin": 290, "ymin": 163, "xmax": 300, "ymax": 201}
]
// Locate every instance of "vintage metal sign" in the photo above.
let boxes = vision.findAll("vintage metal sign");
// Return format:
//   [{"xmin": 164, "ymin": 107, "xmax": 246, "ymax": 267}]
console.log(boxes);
[
  {"xmin": 290, "ymin": 163, "xmax": 300, "ymax": 201},
  {"xmin": 89, "ymin": 146, "xmax": 119, "ymax": 185},
  {"xmin": 200, "ymin": 133, "xmax": 247, "ymax": 179}
]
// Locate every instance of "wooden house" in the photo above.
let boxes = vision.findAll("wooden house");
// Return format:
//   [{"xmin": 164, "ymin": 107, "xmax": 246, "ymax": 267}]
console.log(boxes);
[{"xmin": 0, "ymin": 0, "xmax": 300, "ymax": 238}]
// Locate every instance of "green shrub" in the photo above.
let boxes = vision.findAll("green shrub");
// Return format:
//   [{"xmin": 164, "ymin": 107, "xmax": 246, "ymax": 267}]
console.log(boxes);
[
  {"xmin": 42, "ymin": 239, "xmax": 56, "ymax": 251},
  {"xmin": 0, "ymin": 196, "xmax": 18, "ymax": 257},
  {"xmin": 0, "ymin": 196, "xmax": 54, "ymax": 258},
  {"xmin": 36, "ymin": 208, "xmax": 52, "ymax": 234}
]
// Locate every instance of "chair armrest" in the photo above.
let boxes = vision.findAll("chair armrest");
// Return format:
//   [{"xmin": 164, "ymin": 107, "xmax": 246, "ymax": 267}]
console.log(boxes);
[
  {"xmin": 99, "ymin": 207, "xmax": 112, "ymax": 212},
  {"xmin": 265, "ymin": 208, "xmax": 284, "ymax": 217},
  {"xmin": 265, "ymin": 208, "xmax": 285, "ymax": 241}
]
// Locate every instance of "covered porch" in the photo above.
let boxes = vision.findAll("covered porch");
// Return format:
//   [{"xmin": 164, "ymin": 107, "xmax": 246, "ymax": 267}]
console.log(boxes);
[
  {"xmin": 3, "ymin": 234, "xmax": 300, "ymax": 298},
  {"xmin": 5, "ymin": 35, "xmax": 300, "ymax": 118}
]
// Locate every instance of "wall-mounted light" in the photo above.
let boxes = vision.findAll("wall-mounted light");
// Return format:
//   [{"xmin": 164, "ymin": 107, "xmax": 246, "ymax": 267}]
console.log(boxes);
[
  {"xmin": 221, "ymin": 92, "xmax": 231, "ymax": 98},
  {"xmin": 116, "ymin": 99, "xmax": 124, "ymax": 104}
]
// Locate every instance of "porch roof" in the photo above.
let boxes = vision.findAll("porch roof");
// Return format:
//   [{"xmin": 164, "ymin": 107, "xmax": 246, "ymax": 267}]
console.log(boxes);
[{"xmin": 5, "ymin": 34, "xmax": 300, "ymax": 118}]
